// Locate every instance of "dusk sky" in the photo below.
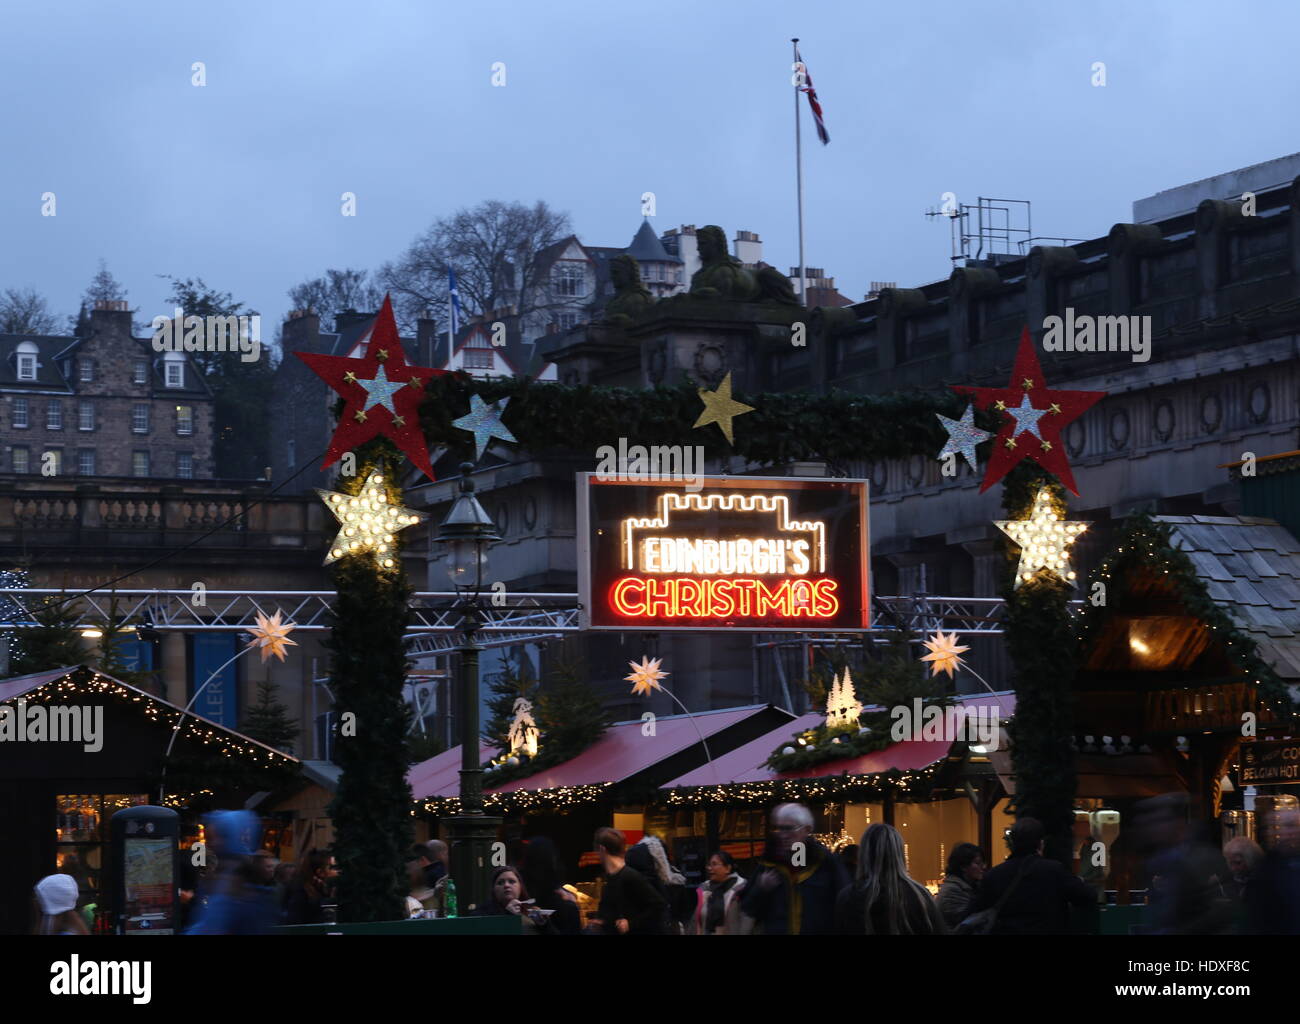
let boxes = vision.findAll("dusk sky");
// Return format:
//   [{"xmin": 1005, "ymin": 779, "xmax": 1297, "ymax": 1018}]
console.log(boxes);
[{"xmin": 2, "ymin": 0, "xmax": 1298, "ymax": 347}]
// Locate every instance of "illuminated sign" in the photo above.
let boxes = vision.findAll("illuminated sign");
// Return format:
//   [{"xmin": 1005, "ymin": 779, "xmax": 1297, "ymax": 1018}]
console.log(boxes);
[{"xmin": 578, "ymin": 474, "xmax": 869, "ymax": 631}]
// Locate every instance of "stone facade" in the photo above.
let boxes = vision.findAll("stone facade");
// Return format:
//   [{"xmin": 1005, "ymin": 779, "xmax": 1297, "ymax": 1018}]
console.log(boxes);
[{"xmin": 0, "ymin": 303, "xmax": 214, "ymax": 481}]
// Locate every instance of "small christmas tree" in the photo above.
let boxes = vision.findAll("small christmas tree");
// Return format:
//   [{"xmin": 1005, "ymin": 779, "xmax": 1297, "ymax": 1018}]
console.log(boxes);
[
  {"xmin": 10, "ymin": 591, "xmax": 84, "ymax": 677},
  {"xmin": 92, "ymin": 595, "xmax": 152, "ymax": 690},
  {"xmin": 824, "ymin": 667, "xmax": 863, "ymax": 732},
  {"xmin": 240, "ymin": 678, "xmax": 299, "ymax": 753}
]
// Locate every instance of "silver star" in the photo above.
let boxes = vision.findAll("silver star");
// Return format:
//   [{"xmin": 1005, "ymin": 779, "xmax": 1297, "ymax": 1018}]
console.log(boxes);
[
  {"xmin": 452, "ymin": 394, "xmax": 516, "ymax": 463},
  {"xmin": 1007, "ymin": 393, "xmax": 1047, "ymax": 440},
  {"xmin": 936, "ymin": 404, "xmax": 991, "ymax": 472},
  {"xmin": 355, "ymin": 365, "xmax": 405, "ymax": 415}
]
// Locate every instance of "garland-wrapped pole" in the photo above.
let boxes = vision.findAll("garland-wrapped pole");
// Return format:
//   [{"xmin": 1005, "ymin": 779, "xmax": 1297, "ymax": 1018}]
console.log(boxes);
[
  {"xmin": 1000, "ymin": 463, "xmax": 1078, "ymax": 869},
  {"xmin": 324, "ymin": 442, "xmax": 416, "ymax": 923}
]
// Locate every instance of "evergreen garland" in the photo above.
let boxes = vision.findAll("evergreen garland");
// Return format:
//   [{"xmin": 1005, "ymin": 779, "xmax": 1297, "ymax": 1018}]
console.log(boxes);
[
  {"xmin": 1075, "ymin": 513, "xmax": 1297, "ymax": 719},
  {"xmin": 420, "ymin": 373, "xmax": 977, "ymax": 466},
  {"xmin": 324, "ymin": 442, "xmax": 416, "ymax": 924},
  {"xmin": 1000, "ymin": 464, "xmax": 1078, "ymax": 867}
]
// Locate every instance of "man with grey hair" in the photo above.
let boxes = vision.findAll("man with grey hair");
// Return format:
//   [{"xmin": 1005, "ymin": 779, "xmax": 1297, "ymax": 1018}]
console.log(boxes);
[{"xmin": 740, "ymin": 802, "xmax": 848, "ymax": 935}]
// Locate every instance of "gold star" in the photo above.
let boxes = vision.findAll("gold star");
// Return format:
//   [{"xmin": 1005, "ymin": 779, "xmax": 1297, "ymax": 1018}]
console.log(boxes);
[
  {"xmin": 1049, "ymin": 403, "xmax": 1061, "ymax": 415},
  {"xmin": 407, "ymin": 377, "xmax": 424, "ymax": 390},
  {"xmin": 1040, "ymin": 440, "xmax": 1052, "ymax": 452},
  {"xmin": 343, "ymin": 371, "xmax": 357, "ymax": 384},
  {"xmin": 995, "ymin": 487, "xmax": 1089, "ymax": 588},
  {"xmin": 392, "ymin": 415, "xmax": 405, "ymax": 427},
  {"xmin": 376, "ymin": 348, "xmax": 389, "ymax": 362},
  {"xmin": 994, "ymin": 400, "xmax": 1006, "ymax": 412},
  {"xmin": 354, "ymin": 410, "xmax": 367, "ymax": 423},
  {"xmin": 1005, "ymin": 437, "xmax": 1017, "ymax": 449},
  {"xmin": 693, "ymin": 371, "xmax": 754, "ymax": 445},
  {"xmin": 247, "ymin": 610, "xmax": 298, "ymax": 663},
  {"xmin": 1022, "ymin": 378, "xmax": 1034, "ymax": 390},
  {"xmin": 920, "ymin": 632, "xmax": 970, "ymax": 679},
  {"xmin": 625, "ymin": 656, "xmax": 669, "ymax": 697},
  {"xmin": 316, "ymin": 470, "xmax": 427, "ymax": 567}
]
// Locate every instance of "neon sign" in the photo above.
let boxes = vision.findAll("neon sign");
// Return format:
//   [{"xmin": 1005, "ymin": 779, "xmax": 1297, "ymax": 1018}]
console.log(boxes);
[{"xmin": 578, "ymin": 474, "xmax": 869, "ymax": 631}]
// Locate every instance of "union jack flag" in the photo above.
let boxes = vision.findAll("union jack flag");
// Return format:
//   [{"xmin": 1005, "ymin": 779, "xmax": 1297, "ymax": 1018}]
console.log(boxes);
[{"xmin": 794, "ymin": 46, "xmax": 829, "ymax": 145}]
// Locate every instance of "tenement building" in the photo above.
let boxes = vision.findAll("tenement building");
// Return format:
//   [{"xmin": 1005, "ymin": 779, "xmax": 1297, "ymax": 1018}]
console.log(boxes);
[{"xmin": 0, "ymin": 301, "xmax": 215, "ymax": 480}]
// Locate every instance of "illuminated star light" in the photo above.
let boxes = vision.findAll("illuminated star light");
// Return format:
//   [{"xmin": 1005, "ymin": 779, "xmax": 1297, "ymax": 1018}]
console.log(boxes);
[
  {"xmin": 693, "ymin": 372, "xmax": 754, "ymax": 445},
  {"xmin": 452, "ymin": 394, "xmax": 517, "ymax": 463},
  {"xmin": 625, "ymin": 656, "xmax": 668, "ymax": 696},
  {"xmin": 920, "ymin": 632, "xmax": 970, "ymax": 679},
  {"xmin": 247, "ymin": 610, "xmax": 298, "ymax": 663},
  {"xmin": 355, "ymin": 364, "xmax": 406, "ymax": 415},
  {"xmin": 936, "ymin": 403, "xmax": 991, "ymax": 472},
  {"xmin": 317, "ymin": 469, "xmax": 427, "ymax": 567},
  {"xmin": 995, "ymin": 486, "xmax": 1089, "ymax": 588}
]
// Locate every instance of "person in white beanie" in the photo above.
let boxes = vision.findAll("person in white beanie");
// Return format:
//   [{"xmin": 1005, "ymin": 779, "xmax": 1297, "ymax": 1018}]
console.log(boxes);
[{"xmin": 34, "ymin": 874, "xmax": 89, "ymax": 935}]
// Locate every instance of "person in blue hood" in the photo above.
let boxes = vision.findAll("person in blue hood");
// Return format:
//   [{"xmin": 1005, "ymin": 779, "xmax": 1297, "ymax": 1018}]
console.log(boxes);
[{"xmin": 186, "ymin": 810, "xmax": 280, "ymax": 935}]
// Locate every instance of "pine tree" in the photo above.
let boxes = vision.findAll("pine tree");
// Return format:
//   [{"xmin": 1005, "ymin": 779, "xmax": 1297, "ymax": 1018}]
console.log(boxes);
[
  {"xmin": 10, "ymin": 592, "xmax": 84, "ymax": 677},
  {"xmin": 856, "ymin": 626, "xmax": 949, "ymax": 737},
  {"xmin": 534, "ymin": 649, "xmax": 608, "ymax": 760},
  {"xmin": 482, "ymin": 657, "xmax": 537, "ymax": 751},
  {"xmin": 92, "ymin": 596, "xmax": 152, "ymax": 690},
  {"xmin": 240, "ymin": 678, "xmax": 299, "ymax": 753}
]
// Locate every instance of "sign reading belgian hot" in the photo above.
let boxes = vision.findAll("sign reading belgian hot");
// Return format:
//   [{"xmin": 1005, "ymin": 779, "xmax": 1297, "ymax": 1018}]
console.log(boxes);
[{"xmin": 577, "ymin": 474, "xmax": 869, "ymax": 631}]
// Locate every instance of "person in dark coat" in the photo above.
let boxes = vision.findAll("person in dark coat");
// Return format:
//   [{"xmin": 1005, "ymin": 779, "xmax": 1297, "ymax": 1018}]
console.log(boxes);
[
  {"xmin": 284, "ymin": 849, "xmax": 336, "ymax": 926},
  {"xmin": 740, "ymin": 803, "xmax": 849, "ymax": 935},
  {"xmin": 1135, "ymin": 794, "xmax": 1232, "ymax": 936},
  {"xmin": 519, "ymin": 836, "xmax": 581, "ymax": 935},
  {"xmin": 472, "ymin": 865, "xmax": 560, "ymax": 934},
  {"xmin": 588, "ymin": 827, "xmax": 668, "ymax": 935},
  {"xmin": 935, "ymin": 842, "xmax": 985, "ymax": 928},
  {"xmin": 969, "ymin": 817, "xmax": 1093, "ymax": 935},
  {"xmin": 835, "ymin": 824, "xmax": 947, "ymax": 934}
]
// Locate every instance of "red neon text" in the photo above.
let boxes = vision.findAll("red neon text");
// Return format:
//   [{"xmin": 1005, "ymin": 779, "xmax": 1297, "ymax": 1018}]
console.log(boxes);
[{"xmin": 610, "ymin": 576, "xmax": 840, "ymax": 620}]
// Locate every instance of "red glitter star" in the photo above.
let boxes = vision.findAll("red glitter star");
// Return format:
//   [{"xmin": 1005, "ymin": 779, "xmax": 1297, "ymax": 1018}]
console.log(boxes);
[
  {"xmin": 952, "ymin": 326, "xmax": 1106, "ymax": 495},
  {"xmin": 295, "ymin": 295, "xmax": 445, "ymax": 481}
]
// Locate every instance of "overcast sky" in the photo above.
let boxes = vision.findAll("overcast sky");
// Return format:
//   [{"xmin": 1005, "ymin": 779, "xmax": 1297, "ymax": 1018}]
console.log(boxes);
[{"xmin": 2, "ymin": 0, "xmax": 1298, "ymax": 345}]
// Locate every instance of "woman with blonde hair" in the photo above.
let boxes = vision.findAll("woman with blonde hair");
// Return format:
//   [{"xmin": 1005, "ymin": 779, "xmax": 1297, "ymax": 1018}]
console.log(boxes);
[{"xmin": 834, "ymin": 823, "xmax": 947, "ymax": 934}]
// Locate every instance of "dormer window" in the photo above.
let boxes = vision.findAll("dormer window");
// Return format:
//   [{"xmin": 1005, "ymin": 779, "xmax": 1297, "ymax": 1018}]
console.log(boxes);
[
  {"xmin": 16, "ymin": 341, "xmax": 37, "ymax": 381},
  {"xmin": 554, "ymin": 263, "xmax": 585, "ymax": 297},
  {"xmin": 164, "ymin": 352, "xmax": 184, "ymax": 388}
]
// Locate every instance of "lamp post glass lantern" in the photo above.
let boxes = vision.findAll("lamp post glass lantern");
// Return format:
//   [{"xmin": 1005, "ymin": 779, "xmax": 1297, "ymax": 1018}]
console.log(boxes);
[{"xmin": 435, "ymin": 463, "xmax": 502, "ymax": 913}]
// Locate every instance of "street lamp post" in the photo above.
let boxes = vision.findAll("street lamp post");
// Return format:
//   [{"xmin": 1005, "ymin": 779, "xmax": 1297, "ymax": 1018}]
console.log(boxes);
[{"xmin": 435, "ymin": 463, "xmax": 502, "ymax": 914}]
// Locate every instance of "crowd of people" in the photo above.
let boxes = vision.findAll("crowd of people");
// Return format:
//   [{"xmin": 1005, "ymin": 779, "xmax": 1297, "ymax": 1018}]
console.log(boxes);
[{"xmin": 30, "ymin": 797, "xmax": 1300, "ymax": 935}]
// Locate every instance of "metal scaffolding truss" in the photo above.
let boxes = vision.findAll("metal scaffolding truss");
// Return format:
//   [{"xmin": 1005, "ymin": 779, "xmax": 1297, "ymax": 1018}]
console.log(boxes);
[{"xmin": 0, "ymin": 589, "xmax": 1082, "ymax": 654}]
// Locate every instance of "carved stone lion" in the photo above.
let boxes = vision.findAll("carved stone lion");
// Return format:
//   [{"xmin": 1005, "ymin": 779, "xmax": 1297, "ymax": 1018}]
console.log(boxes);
[
  {"xmin": 689, "ymin": 225, "xmax": 800, "ymax": 305},
  {"xmin": 602, "ymin": 253, "xmax": 654, "ymax": 325}
]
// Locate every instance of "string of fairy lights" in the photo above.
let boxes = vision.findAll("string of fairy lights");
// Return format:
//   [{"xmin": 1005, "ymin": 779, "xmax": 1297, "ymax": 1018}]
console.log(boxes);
[
  {"xmin": 419, "ymin": 783, "xmax": 613, "ymax": 817},
  {"xmin": 4, "ymin": 670, "xmax": 298, "ymax": 766}
]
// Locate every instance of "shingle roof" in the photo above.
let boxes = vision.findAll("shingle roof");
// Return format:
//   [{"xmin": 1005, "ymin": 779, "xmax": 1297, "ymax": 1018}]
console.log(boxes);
[
  {"xmin": 1158, "ymin": 515, "xmax": 1300, "ymax": 679},
  {"xmin": 626, "ymin": 219, "xmax": 680, "ymax": 263}
]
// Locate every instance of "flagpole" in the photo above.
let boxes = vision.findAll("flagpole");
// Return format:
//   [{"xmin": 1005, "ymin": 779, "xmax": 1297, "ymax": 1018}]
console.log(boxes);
[{"xmin": 792, "ymin": 38, "xmax": 806, "ymax": 306}]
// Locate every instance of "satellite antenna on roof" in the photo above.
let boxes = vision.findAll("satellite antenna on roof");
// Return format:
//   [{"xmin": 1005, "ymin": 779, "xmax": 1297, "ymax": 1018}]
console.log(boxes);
[{"xmin": 924, "ymin": 196, "xmax": 1085, "ymax": 268}]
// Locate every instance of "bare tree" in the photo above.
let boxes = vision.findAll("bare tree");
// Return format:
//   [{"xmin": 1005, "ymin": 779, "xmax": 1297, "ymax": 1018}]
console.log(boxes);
[
  {"xmin": 0, "ymin": 288, "xmax": 60, "ymax": 335},
  {"xmin": 287, "ymin": 268, "xmax": 385, "ymax": 324},
  {"xmin": 378, "ymin": 199, "xmax": 571, "ymax": 333}
]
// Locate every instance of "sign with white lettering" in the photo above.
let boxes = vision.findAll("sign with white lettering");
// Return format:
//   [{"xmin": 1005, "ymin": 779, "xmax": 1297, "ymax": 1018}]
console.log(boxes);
[
  {"xmin": 1240, "ymin": 738, "xmax": 1300, "ymax": 785},
  {"xmin": 577, "ymin": 474, "xmax": 869, "ymax": 631}
]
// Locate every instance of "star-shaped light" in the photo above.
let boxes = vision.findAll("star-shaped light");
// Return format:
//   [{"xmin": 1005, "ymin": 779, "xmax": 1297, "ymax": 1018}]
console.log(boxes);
[
  {"xmin": 294, "ymin": 294, "xmax": 446, "ymax": 481},
  {"xmin": 355, "ymin": 364, "xmax": 405, "ymax": 415},
  {"xmin": 247, "ymin": 610, "xmax": 298, "ymax": 663},
  {"xmin": 1007, "ymin": 393, "xmax": 1048, "ymax": 441},
  {"xmin": 693, "ymin": 371, "xmax": 754, "ymax": 445},
  {"xmin": 995, "ymin": 486, "xmax": 1088, "ymax": 588},
  {"xmin": 936, "ymin": 403, "xmax": 991, "ymax": 472},
  {"xmin": 952, "ymin": 326, "xmax": 1106, "ymax": 494},
  {"xmin": 452, "ymin": 394, "xmax": 517, "ymax": 463},
  {"xmin": 625, "ymin": 656, "xmax": 668, "ymax": 696},
  {"xmin": 920, "ymin": 632, "xmax": 970, "ymax": 678},
  {"xmin": 317, "ymin": 469, "xmax": 427, "ymax": 567}
]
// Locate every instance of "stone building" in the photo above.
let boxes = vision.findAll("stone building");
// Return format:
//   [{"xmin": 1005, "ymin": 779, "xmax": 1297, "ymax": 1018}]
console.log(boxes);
[
  {"xmin": 0, "ymin": 302, "xmax": 215, "ymax": 481},
  {"xmin": 414, "ymin": 154, "xmax": 1300, "ymax": 730}
]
